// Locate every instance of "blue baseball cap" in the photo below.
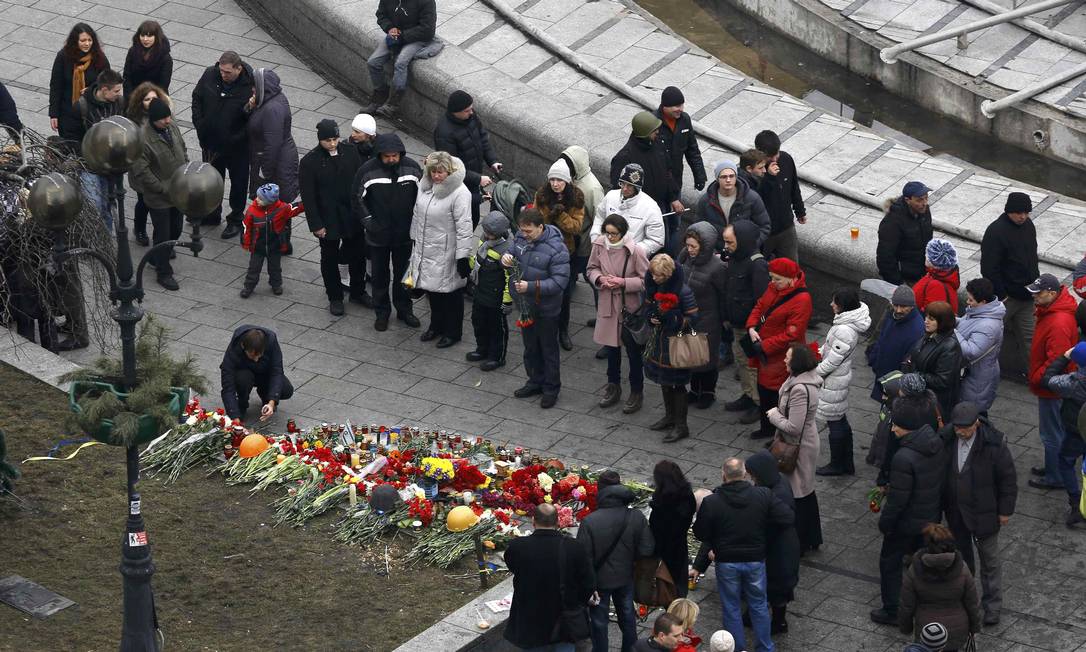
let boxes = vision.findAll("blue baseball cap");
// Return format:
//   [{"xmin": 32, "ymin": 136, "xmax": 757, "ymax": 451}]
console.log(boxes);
[{"xmin": 903, "ymin": 181, "xmax": 932, "ymax": 198}]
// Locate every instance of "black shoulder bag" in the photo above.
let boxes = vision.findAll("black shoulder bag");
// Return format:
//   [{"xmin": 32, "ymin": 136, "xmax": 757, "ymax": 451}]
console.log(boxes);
[
  {"xmin": 619, "ymin": 251, "xmax": 653, "ymax": 345},
  {"xmin": 551, "ymin": 536, "xmax": 591, "ymax": 643}
]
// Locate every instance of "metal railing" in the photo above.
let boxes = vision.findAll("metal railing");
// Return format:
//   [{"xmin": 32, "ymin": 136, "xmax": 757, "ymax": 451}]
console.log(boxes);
[
  {"xmin": 879, "ymin": 0, "xmax": 1073, "ymax": 63},
  {"xmin": 981, "ymin": 60, "xmax": 1086, "ymax": 115}
]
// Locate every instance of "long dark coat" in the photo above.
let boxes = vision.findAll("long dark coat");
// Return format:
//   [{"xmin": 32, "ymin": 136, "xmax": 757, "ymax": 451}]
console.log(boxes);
[
  {"xmin": 745, "ymin": 450, "xmax": 800, "ymax": 606},
  {"xmin": 299, "ymin": 142, "xmax": 363, "ymax": 241},
  {"xmin": 248, "ymin": 69, "xmax": 298, "ymax": 201},
  {"xmin": 48, "ymin": 50, "xmax": 109, "ymax": 142},
  {"xmin": 649, "ymin": 488, "xmax": 696, "ymax": 598},
  {"xmin": 678, "ymin": 222, "xmax": 726, "ymax": 370},
  {"xmin": 899, "ymin": 550, "xmax": 981, "ymax": 650}
]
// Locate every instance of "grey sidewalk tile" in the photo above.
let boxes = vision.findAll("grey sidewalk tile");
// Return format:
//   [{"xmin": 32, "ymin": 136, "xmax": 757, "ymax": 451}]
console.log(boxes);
[
  {"xmin": 405, "ymin": 377, "xmax": 504, "ymax": 413},
  {"xmin": 419, "ymin": 404, "xmax": 501, "ymax": 434},
  {"xmin": 342, "ymin": 363, "xmax": 423, "ymax": 395},
  {"xmin": 153, "ymin": 2, "xmax": 221, "ymax": 28},
  {"xmin": 352, "ymin": 386, "xmax": 438, "ymax": 420}
]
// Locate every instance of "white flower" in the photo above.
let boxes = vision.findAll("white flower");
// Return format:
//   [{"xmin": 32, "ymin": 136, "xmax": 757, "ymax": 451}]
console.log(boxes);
[{"xmin": 185, "ymin": 415, "xmax": 198, "ymax": 426}]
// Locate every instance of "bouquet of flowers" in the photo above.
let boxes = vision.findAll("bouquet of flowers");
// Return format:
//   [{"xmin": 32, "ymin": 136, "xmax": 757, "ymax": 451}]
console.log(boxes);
[
  {"xmin": 334, "ymin": 502, "xmax": 411, "ymax": 546},
  {"xmin": 420, "ymin": 457, "xmax": 455, "ymax": 483},
  {"xmin": 451, "ymin": 461, "xmax": 491, "ymax": 491},
  {"xmin": 866, "ymin": 487, "xmax": 885, "ymax": 513},
  {"xmin": 509, "ymin": 258, "xmax": 535, "ymax": 329}
]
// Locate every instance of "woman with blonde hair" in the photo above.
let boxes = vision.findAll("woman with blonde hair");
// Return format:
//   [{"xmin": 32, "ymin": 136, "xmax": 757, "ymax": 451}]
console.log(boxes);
[
  {"xmin": 642, "ymin": 254, "xmax": 698, "ymax": 442},
  {"xmin": 666, "ymin": 598, "xmax": 702, "ymax": 652},
  {"xmin": 125, "ymin": 82, "xmax": 171, "ymax": 246},
  {"xmin": 410, "ymin": 151, "xmax": 474, "ymax": 347}
]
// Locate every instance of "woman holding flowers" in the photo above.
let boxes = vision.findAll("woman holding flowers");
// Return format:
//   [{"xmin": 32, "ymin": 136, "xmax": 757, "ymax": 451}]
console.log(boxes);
[{"xmin": 642, "ymin": 254, "xmax": 698, "ymax": 442}]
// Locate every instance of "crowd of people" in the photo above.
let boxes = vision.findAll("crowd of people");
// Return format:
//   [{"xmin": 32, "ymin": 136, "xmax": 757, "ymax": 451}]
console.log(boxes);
[{"xmin": 5, "ymin": 10, "xmax": 1083, "ymax": 652}]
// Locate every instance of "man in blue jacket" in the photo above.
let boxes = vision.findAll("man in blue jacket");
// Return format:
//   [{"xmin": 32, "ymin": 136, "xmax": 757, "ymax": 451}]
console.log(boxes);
[
  {"xmin": 868, "ymin": 284, "xmax": 925, "ymax": 401},
  {"xmin": 220, "ymin": 326, "xmax": 293, "ymax": 421},
  {"xmin": 502, "ymin": 208, "xmax": 570, "ymax": 409}
]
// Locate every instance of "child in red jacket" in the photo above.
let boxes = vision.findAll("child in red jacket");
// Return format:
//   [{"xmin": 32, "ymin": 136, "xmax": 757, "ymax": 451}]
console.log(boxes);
[
  {"xmin": 241, "ymin": 183, "xmax": 304, "ymax": 298},
  {"xmin": 913, "ymin": 238, "xmax": 960, "ymax": 314}
]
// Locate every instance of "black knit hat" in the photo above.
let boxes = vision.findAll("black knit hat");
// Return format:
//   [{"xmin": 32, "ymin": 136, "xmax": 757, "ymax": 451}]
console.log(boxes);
[
  {"xmin": 147, "ymin": 97, "xmax": 171, "ymax": 122},
  {"xmin": 892, "ymin": 394, "xmax": 929, "ymax": 431},
  {"xmin": 660, "ymin": 86, "xmax": 685, "ymax": 107},
  {"xmin": 316, "ymin": 118, "xmax": 339, "ymax": 140},
  {"xmin": 447, "ymin": 90, "xmax": 473, "ymax": 113},
  {"xmin": 1004, "ymin": 191, "xmax": 1032, "ymax": 214}
]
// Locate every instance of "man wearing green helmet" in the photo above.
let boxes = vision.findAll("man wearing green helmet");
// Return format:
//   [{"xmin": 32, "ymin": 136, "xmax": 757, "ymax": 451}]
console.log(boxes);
[{"xmin": 609, "ymin": 110, "xmax": 680, "ymax": 253}]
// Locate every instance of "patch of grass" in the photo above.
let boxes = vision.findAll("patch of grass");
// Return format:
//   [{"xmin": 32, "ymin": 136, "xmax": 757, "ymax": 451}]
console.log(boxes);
[{"xmin": 0, "ymin": 362, "xmax": 478, "ymax": 651}]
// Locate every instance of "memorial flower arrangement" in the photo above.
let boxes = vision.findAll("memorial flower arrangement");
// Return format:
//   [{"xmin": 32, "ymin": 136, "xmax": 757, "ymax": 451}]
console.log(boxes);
[{"xmin": 138, "ymin": 406, "xmax": 655, "ymax": 567}]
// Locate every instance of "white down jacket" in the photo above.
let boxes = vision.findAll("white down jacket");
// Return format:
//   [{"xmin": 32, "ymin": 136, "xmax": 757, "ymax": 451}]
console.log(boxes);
[
  {"xmin": 590, "ymin": 188, "xmax": 665, "ymax": 257},
  {"xmin": 408, "ymin": 158, "xmax": 474, "ymax": 293},
  {"xmin": 815, "ymin": 303, "xmax": 872, "ymax": 421}
]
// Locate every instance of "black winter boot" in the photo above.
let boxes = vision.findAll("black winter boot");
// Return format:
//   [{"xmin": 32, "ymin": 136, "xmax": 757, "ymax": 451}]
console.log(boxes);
[
  {"xmin": 771, "ymin": 605, "xmax": 788, "ymax": 633},
  {"xmin": 817, "ymin": 427, "xmax": 854, "ymax": 476},
  {"xmin": 362, "ymin": 86, "xmax": 389, "ymax": 114},
  {"xmin": 664, "ymin": 387, "xmax": 689, "ymax": 443},
  {"xmin": 649, "ymin": 386, "xmax": 675, "ymax": 431}
]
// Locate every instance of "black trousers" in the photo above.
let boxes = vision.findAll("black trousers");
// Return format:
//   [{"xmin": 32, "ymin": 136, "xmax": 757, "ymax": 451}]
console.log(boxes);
[
  {"xmin": 559, "ymin": 271, "xmax": 575, "ymax": 335},
  {"xmin": 522, "ymin": 316, "xmax": 561, "ymax": 396},
  {"xmin": 234, "ymin": 368, "xmax": 294, "ymax": 416},
  {"xmin": 471, "ymin": 303, "xmax": 508, "ymax": 362},
  {"xmin": 427, "ymin": 289, "xmax": 464, "ymax": 340},
  {"xmin": 149, "ymin": 206, "xmax": 182, "ymax": 276},
  {"xmin": 244, "ymin": 249, "xmax": 282, "ymax": 289},
  {"xmin": 757, "ymin": 384, "xmax": 780, "ymax": 438},
  {"xmin": 879, "ymin": 531, "xmax": 924, "ymax": 612},
  {"xmin": 795, "ymin": 492, "xmax": 823, "ymax": 552},
  {"xmin": 318, "ymin": 234, "xmax": 364, "ymax": 301},
  {"xmin": 134, "ymin": 192, "xmax": 148, "ymax": 234},
  {"xmin": 370, "ymin": 242, "xmax": 413, "ymax": 318},
  {"xmin": 204, "ymin": 148, "xmax": 250, "ymax": 223}
]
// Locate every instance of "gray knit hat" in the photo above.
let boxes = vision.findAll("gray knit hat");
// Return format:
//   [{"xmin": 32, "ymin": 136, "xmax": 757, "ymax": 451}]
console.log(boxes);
[
  {"xmin": 925, "ymin": 238, "xmax": 958, "ymax": 270},
  {"xmin": 481, "ymin": 210, "xmax": 510, "ymax": 238},
  {"xmin": 892, "ymin": 284, "xmax": 916, "ymax": 307}
]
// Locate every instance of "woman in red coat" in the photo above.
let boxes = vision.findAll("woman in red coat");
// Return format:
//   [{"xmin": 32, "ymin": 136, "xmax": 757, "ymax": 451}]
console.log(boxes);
[{"xmin": 745, "ymin": 258, "xmax": 812, "ymax": 439}]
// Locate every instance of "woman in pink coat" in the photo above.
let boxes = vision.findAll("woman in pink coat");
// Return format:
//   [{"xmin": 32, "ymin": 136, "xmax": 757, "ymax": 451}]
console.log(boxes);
[{"xmin": 587, "ymin": 214, "xmax": 651, "ymax": 414}]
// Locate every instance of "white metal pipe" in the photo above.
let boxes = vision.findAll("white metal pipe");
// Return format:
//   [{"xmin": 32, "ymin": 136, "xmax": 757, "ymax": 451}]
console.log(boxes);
[
  {"xmin": 478, "ymin": 0, "xmax": 1080, "ymax": 271},
  {"xmin": 880, "ymin": 0, "xmax": 1072, "ymax": 64},
  {"xmin": 981, "ymin": 60, "xmax": 1086, "ymax": 116},
  {"xmin": 963, "ymin": 0, "xmax": 1086, "ymax": 56}
]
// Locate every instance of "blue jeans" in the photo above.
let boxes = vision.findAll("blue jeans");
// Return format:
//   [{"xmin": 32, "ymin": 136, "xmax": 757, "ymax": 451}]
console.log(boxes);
[
  {"xmin": 1038, "ymin": 398, "xmax": 1078, "ymax": 491},
  {"xmin": 589, "ymin": 584, "xmax": 637, "ymax": 652},
  {"xmin": 367, "ymin": 39, "xmax": 428, "ymax": 91},
  {"xmin": 80, "ymin": 171, "xmax": 111, "ymax": 232},
  {"xmin": 717, "ymin": 561, "xmax": 775, "ymax": 652}
]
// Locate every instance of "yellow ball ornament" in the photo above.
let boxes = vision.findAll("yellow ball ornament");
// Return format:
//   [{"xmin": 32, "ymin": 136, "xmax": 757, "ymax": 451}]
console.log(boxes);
[{"xmin": 446, "ymin": 505, "xmax": 480, "ymax": 532}]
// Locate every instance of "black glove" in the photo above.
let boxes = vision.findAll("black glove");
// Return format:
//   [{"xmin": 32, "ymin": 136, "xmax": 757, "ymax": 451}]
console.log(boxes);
[
  {"xmin": 694, "ymin": 180, "xmax": 705, "ymax": 191},
  {"xmin": 554, "ymin": 203, "xmax": 565, "ymax": 215},
  {"xmin": 457, "ymin": 258, "xmax": 470, "ymax": 279}
]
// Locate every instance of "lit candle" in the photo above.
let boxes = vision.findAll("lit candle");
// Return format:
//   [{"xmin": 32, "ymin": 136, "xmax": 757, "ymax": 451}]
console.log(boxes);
[{"xmin": 349, "ymin": 484, "xmax": 357, "ymax": 508}]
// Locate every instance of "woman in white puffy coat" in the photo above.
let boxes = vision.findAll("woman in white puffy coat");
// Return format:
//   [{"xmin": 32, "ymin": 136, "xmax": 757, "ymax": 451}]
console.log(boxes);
[
  {"xmin": 409, "ymin": 151, "xmax": 474, "ymax": 348},
  {"xmin": 814, "ymin": 288, "xmax": 871, "ymax": 476}
]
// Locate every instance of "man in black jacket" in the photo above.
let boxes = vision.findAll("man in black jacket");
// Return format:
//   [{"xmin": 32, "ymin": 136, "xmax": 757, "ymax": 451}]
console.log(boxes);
[
  {"xmin": 876, "ymin": 181, "xmax": 934, "ymax": 285},
  {"xmin": 691, "ymin": 457, "xmax": 792, "ymax": 652},
  {"xmin": 504, "ymin": 504, "xmax": 595, "ymax": 650},
  {"xmin": 75, "ymin": 68, "xmax": 124, "ymax": 230},
  {"xmin": 0, "ymin": 81, "xmax": 23, "ymax": 141},
  {"xmin": 364, "ymin": 0, "xmax": 436, "ymax": 118},
  {"xmin": 611, "ymin": 110, "xmax": 680, "ymax": 253},
  {"xmin": 433, "ymin": 90, "xmax": 500, "ymax": 228},
  {"xmin": 353, "ymin": 133, "xmax": 422, "ymax": 331},
  {"xmin": 654, "ymin": 86, "xmax": 706, "ymax": 198},
  {"xmin": 940, "ymin": 402, "xmax": 1017, "ymax": 625},
  {"xmin": 577, "ymin": 471, "xmax": 654, "ymax": 652},
  {"xmin": 753, "ymin": 130, "xmax": 805, "ymax": 262},
  {"xmin": 220, "ymin": 326, "xmax": 292, "ymax": 421},
  {"xmin": 191, "ymin": 52, "xmax": 254, "ymax": 238},
  {"xmin": 981, "ymin": 192, "xmax": 1039, "ymax": 379},
  {"xmin": 871, "ymin": 394, "xmax": 948, "ymax": 625},
  {"xmin": 722, "ymin": 222, "xmax": 769, "ymax": 425},
  {"xmin": 299, "ymin": 119, "xmax": 363, "ymax": 316}
]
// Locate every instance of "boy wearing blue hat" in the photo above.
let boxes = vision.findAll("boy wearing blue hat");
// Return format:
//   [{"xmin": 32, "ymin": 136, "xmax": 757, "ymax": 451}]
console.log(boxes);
[{"xmin": 240, "ymin": 183, "xmax": 304, "ymax": 298}]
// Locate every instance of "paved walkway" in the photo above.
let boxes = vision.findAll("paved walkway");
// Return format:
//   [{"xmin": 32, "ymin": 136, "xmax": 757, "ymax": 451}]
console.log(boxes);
[
  {"xmin": 1, "ymin": 1, "xmax": 1085, "ymax": 651},
  {"xmin": 823, "ymin": 0, "xmax": 1086, "ymax": 118}
]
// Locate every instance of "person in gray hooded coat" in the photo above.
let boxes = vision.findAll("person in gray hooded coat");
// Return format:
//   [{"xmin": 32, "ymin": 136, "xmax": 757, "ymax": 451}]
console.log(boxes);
[
  {"xmin": 247, "ymin": 68, "xmax": 298, "ymax": 203},
  {"xmin": 679, "ymin": 222, "xmax": 728, "ymax": 409},
  {"xmin": 955, "ymin": 278, "xmax": 1005, "ymax": 413},
  {"xmin": 410, "ymin": 151, "xmax": 474, "ymax": 347}
]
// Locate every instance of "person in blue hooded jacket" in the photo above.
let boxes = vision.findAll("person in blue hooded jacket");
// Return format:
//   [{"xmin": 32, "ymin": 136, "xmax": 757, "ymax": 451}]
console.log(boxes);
[
  {"xmin": 868, "ymin": 284, "xmax": 925, "ymax": 402},
  {"xmin": 502, "ymin": 208, "xmax": 570, "ymax": 409}
]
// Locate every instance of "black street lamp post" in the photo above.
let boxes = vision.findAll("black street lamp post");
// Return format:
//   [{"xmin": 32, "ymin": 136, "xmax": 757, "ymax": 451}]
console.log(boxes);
[{"xmin": 27, "ymin": 116, "xmax": 224, "ymax": 651}]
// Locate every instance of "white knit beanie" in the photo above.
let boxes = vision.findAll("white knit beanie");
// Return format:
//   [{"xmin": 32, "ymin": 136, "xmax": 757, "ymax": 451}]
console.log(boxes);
[
  {"xmin": 351, "ymin": 113, "xmax": 377, "ymax": 136},
  {"xmin": 709, "ymin": 630, "xmax": 735, "ymax": 652},
  {"xmin": 548, "ymin": 159, "xmax": 572, "ymax": 183}
]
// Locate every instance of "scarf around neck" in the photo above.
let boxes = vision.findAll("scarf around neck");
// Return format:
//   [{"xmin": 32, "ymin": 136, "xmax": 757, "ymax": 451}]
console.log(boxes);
[{"xmin": 72, "ymin": 53, "xmax": 93, "ymax": 105}]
